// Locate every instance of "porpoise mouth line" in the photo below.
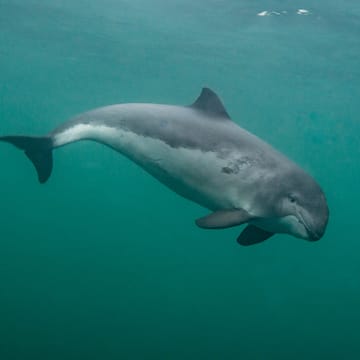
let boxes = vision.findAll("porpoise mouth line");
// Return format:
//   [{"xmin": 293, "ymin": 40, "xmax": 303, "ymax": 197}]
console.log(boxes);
[{"xmin": 297, "ymin": 211, "xmax": 320, "ymax": 241}]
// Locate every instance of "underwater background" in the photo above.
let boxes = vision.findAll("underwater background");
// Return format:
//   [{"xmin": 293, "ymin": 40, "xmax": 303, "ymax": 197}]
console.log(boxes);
[{"xmin": 0, "ymin": 0, "xmax": 359, "ymax": 359}]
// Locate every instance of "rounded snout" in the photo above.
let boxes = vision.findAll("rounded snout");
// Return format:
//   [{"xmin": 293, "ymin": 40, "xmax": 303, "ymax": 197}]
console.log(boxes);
[
  {"xmin": 305, "ymin": 202, "xmax": 329, "ymax": 242},
  {"xmin": 307, "ymin": 230, "xmax": 322, "ymax": 242},
  {"xmin": 307, "ymin": 221, "xmax": 328, "ymax": 241}
]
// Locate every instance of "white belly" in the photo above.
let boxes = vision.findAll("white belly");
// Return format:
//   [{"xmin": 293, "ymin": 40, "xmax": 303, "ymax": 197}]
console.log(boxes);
[{"xmin": 53, "ymin": 123, "xmax": 261, "ymax": 211}]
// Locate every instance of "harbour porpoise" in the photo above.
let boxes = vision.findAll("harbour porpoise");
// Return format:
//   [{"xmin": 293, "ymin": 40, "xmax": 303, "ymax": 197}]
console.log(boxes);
[{"xmin": 0, "ymin": 88, "xmax": 329, "ymax": 245}]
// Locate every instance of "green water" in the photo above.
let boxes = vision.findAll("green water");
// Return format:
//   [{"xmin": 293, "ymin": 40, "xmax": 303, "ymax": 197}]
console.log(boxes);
[{"xmin": 1, "ymin": 1, "xmax": 359, "ymax": 359}]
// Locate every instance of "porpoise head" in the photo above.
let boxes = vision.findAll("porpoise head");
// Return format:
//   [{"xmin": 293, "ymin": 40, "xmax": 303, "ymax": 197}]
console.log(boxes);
[{"xmin": 254, "ymin": 167, "xmax": 329, "ymax": 242}]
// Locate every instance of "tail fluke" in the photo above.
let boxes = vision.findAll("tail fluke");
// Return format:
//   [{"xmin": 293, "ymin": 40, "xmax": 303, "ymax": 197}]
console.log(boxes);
[{"xmin": 0, "ymin": 136, "xmax": 53, "ymax": 183}]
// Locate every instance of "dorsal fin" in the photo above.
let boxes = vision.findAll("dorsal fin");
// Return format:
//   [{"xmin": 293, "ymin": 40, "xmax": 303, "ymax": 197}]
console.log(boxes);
[{"xmin": 190, "ymin": 87, "xmax": 231, "ymax": 119}]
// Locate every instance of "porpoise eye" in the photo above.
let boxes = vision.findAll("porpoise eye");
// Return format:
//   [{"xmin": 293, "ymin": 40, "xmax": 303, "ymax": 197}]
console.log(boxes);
[{"xmin": 288, "ymin": 194, "xmax": 297, "ymax": 203}]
